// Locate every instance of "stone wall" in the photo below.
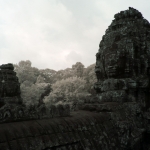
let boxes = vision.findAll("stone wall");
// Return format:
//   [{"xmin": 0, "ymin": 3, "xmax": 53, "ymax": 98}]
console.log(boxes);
[{"xmin": 0, "ymin": 110, "xmax": 146, "ymax": 150}]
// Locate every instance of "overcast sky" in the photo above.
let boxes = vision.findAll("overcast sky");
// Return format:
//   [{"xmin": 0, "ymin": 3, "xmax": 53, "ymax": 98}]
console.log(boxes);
[{"xmin": 0, "ymin": 0, "xmax": 149, "ymax": 70}]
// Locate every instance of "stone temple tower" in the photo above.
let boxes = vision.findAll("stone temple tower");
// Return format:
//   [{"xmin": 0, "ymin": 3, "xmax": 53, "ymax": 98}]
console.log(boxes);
[
  {"xmin": 95, "ymin": 7, "xmax": 150, "ymax": 110},
  {"xmin": 0, "ymin": 63, "xmax": 22, "ymax": 106}
]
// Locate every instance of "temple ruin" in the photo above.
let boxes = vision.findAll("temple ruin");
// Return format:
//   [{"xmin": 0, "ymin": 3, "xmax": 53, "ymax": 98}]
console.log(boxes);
[
  {"xmin": 95, "ymin": 7, "xmax": 150, "ymax": 110},
  {"xmin": 0, "ymin": 7, "xmax": 150, "ymax": 150}
]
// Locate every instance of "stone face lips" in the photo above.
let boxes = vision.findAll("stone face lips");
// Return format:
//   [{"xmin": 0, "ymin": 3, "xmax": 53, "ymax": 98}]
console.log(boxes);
[{"xmin": 95, "ymin": 7, "xmax": 150, "ymax": 107}]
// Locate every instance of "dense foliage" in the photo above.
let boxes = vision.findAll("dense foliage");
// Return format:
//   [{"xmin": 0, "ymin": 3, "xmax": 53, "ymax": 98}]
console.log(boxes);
[{"xmin": 14, "ymin": 60, "xmax": 96, "ymax": 106}]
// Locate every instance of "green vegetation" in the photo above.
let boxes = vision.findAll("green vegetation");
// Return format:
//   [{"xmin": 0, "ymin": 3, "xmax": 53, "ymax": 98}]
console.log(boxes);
[{"xmin": 14, "ymin": 60, "xmax": 96, "ymax": 106}]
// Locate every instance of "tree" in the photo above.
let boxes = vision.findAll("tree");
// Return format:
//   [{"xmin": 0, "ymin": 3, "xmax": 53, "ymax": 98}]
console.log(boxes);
[
  {"xmin": 44, "ymin": 77, "xmax": 89, "ymax": 105},
  {"xmin": 72, "ymin": 62, "xmax": 84, "ymax": 77},
  {"xmin": 36, "ymin": 75, "xmax": 45, "ymax": 83},
  {"xmin": 14, "ymin": 60, "xmax": 40, "ymax": 84},
  {"xmin": 83, "ymin": 63, "xmax": 97, "ymax": 95},
  {"xmin": 18, "ymin": 60, "xmax": 31, "ymax": 68},
  {"xmin": 39, "ymin": 68, "xmax": 56, "ymax": 83},
  {"xmin": 14, "ymin": 60, "xmax": 52, "ymax": 106},
  {"xmin": 21, "ymin": 82, "xmax": 51, "ymax": 106},
  {"xmin": 14, "ymin": 60, "xmax": 97, "ymax": 107}
]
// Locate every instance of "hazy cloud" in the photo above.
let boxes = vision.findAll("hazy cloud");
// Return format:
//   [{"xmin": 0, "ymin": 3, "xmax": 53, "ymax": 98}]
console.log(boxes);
[{"xmin": 0, "ymin": 0, "xmax": 150, "ymax": 70}]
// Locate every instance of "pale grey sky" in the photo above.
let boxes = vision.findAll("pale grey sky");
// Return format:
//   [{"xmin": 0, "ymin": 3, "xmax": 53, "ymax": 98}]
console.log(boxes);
[{"xmin": 0, "ymin": 0, "xmax": 149, "ymax": 70}]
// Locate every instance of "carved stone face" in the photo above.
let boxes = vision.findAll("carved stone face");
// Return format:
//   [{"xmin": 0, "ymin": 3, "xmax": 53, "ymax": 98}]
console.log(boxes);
[{"xmin": 95, "ymin": 7, "xmax": 150, "ymax": 108}]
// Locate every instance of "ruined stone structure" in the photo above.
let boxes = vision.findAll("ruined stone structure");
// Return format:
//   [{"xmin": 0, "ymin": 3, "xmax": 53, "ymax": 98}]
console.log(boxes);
[
  {"xmin": 1, "ymin": 7, "xmax": 150, "ymax": 150},
  {"xmin": 0, "ymin": 63, "xmax": 70, "ymax": 123},
  {"xmin": 0, "ymin": 63, "xmax": 22, "ymax": 105},
  {"xmin": 95, "ymin": 7, "xmax": 150, "ymax": 108}
]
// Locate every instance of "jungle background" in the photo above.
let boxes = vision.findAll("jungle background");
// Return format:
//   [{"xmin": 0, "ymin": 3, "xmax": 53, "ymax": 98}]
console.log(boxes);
[{"xmin": 14, "ymin": 60, "xmax": 96, "ymax": 108}]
